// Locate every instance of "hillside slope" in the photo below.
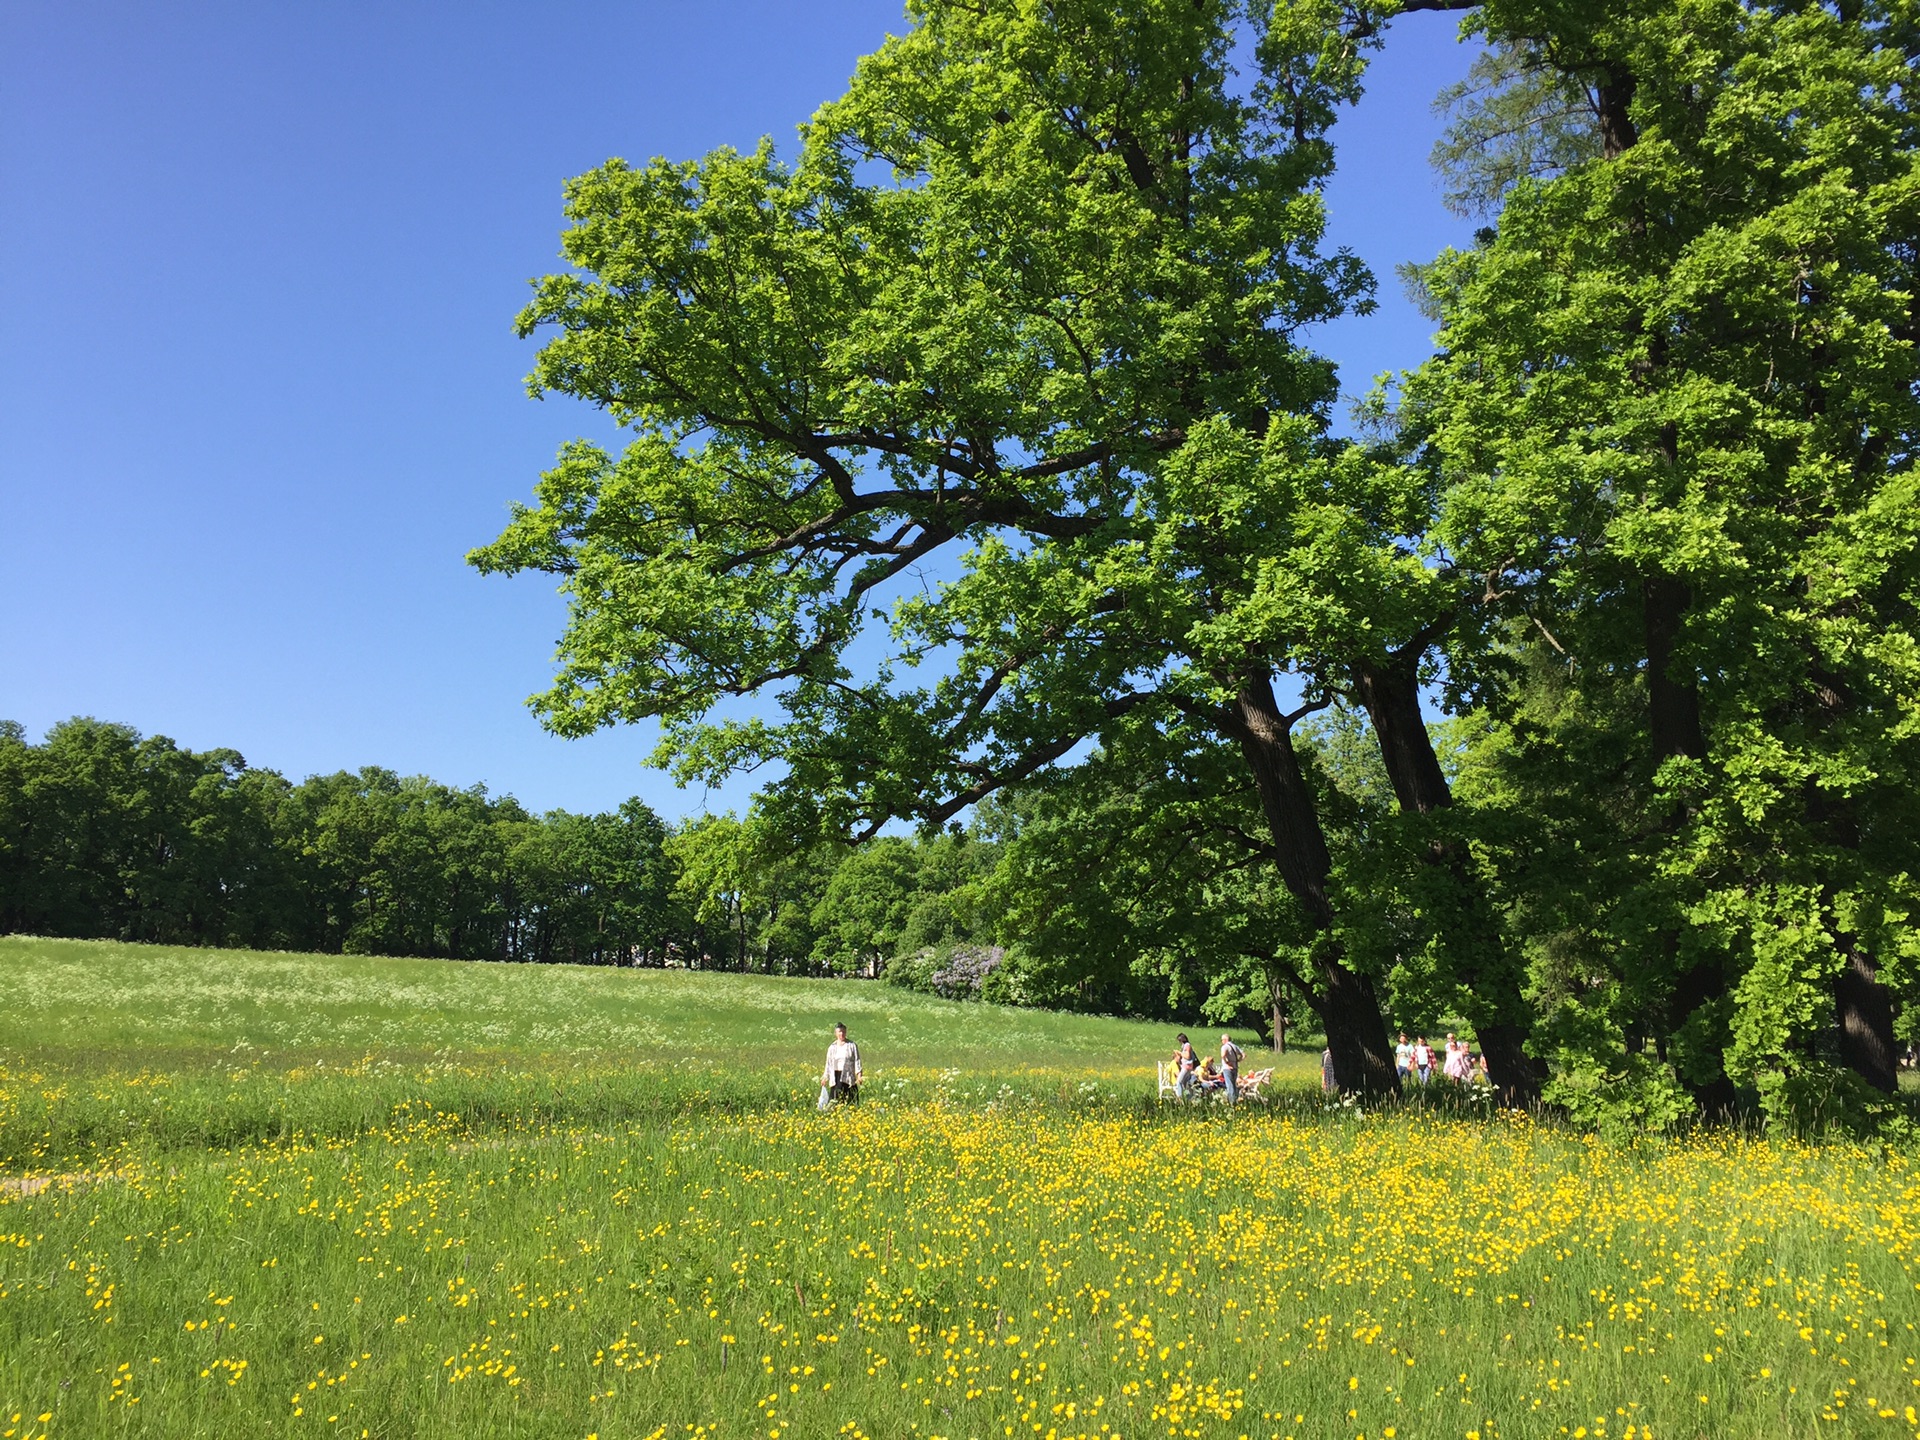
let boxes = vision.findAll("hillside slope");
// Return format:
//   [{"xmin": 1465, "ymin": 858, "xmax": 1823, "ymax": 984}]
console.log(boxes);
[{"xmin": 0, "ymin": 935, "xmax": 1207, "ymax": 1069}]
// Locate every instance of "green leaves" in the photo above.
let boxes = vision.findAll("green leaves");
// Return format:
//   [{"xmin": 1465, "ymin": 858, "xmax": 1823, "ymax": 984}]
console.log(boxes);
[
  {"xmin": 1417, "ymin": 0, "xmax": 1920, "ymax": 1117},
  {"xmin": 1429, "ymin": 39, "xmax": 1604, "ymax": 220},
  {"xmin": 0, "ymin": 721, "xmax": 683, "ymax": 966},
  {"xmin": 476, "ymin": 0, "xmax": 1384, "ymax": 843},
  {"xmin": 475, "ymin": 0, "xmax": 1920, "ymax": 1113},
  {"xmin": 473, "ymin": 434, "xmax": 854, "ymax": 738}
]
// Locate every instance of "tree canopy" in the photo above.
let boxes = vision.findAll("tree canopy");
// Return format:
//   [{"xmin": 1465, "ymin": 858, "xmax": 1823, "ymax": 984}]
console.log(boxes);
[
  {"xmin": 471, "ymin": 0, "xmax": 1451, "ymax": 1094},
  {"xmin": 475, "ymin": 0, "xmax": 1920, "ymax": 1123},
  {"xmin": 1407, "ymin": 0, "xmax": 1920, "ymax": 1121},
  {"xmin": 0, "ymin": 718, "xmax": 682, "ymax": 966}
]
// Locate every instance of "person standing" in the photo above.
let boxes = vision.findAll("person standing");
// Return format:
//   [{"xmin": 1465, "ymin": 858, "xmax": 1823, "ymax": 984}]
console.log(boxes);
[
  {"xmin": 1413, "ymin": 1034, "xmax": 1434, "ymax": 1086},
  {"xmin": 1219, "ymin": 1032, "xmax": 1244, "ymax": 1104},
  {"xmin": 1444, "ymin": 1032, "xmax": 1472, "ymax": 1084},
  {"xmin": 1394, "ymin": 1031, "xmax": 1414, "ymax": 1080},
  {"xmin": 821, "ymin": 1023, "xmax": 863, "ymax": 1106},
  {"xmin": 1320, "ymin": 1045, "xmax": 1337, "ymax": 1095},
  {"xmin": 1173, "ymin": 1033, "xmax": 1200, "ymax": 1098}
]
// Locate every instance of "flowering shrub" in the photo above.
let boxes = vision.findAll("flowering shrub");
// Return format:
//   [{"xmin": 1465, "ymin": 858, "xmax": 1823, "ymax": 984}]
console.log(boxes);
[{"xmin": 882, "ymin": 942, "xmax": 1008, "ymax": 1001}]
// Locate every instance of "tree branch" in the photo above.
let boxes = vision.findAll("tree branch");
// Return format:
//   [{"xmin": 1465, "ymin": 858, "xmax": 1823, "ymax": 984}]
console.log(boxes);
[
  {"xmin": 849, "ymin": 693, "xmax": 1152, "ymax": 839},
  {"xmin": 1281, "ymin": 695, "xmax": 1335, "ymax": 729},
  {"xmin": 1388, "ymin": 606, "xmax": 1461, "ymax": 668},
  {"xmin": 937, "ymin": 630, "xmax": 1065, "ymax": 748}
]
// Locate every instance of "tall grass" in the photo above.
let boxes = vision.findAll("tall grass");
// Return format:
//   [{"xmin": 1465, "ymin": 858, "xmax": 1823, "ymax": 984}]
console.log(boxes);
[
  {"xmin": 4, "ymin": 1103, "xmax": 1917, "ymax": 1440},
  {"xmin": 0, "ymin": 934, "xmax": 1199, "ymax": 1059},
  {"xmin": 0, "ymin": 935, "xmax": 1308, "ymax": 1167},
  {"xmin": 2, "ymin": 937, "xmax": 1915, "ymax": 1440}
]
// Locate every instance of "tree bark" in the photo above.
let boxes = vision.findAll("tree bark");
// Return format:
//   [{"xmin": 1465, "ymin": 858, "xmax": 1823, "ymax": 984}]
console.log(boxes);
[
  {"xmin": 1350, "ymin": 653, "xmax": 1542, "ymax": 1105},
  {"xmin": 1318, "ymin": 961, "xmax": 1397, "ymax": 1098},
  {"xmin": 1835, "ymin": 949, "xmax": 1898, "ymax": 1094},
  {"xmin": 1808, "ymin": 789, "xmax": 1901, "ymax": 1094},
  {"xmin": 1474, "ymin": 1021, "xmax": 1538, "ymax": 1102},
  {"xmin": 1231, "ymin": 677, "xmax": 1335, "ymax": 927},
  {"xmin": 1350, "ymin": 656, "xmax": 1451, "ymax": 814},
  {"xmin": 1642, "ymin": 574, "xmax": 1707, "ymax": 768},
  {"xmin": 1595, "ymin": 67, "xmax": 1639, "ymax": 160},
  {"xmin": 1227, "ymin": 673, "xmax": 1399, "ymax": 1097},
  {"xmin": 1641, "ymin": 573, "xmax": 1739, "ymax": 1112},
  {"xmin": 1666, "ymin": 950, "xmax": 1738, "ymax": 1115}
]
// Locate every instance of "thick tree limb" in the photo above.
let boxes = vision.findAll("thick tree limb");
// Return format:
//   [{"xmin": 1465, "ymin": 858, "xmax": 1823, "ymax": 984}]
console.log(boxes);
[{"xmin": 849, "ymin": 692, "xmax": 1152, "ymax": 840}]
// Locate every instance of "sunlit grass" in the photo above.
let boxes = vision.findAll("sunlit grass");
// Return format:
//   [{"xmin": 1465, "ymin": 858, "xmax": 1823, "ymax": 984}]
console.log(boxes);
[
  {"xmin": 1, "ymin": 937, "xmax": 1916, "ymax": 1440},
  {"xmin": 0, "ymin": 934, "xmax": 1198, "ymax": 1064},
  {"xmin": 0, "ymin": 935, "xmax": 1315, "ymax": 1167}
]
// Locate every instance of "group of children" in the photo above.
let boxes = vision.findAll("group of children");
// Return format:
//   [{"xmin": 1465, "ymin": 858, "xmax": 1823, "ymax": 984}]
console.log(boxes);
[
  {"xmin": 1318, "ymin": 1030, "xmax": 1491, "ymax": 1092},
  {"xmin": 824, "ymin": 1017, "xmax": 1501, "ymax": 1111},
  {"xmin": 1395, "ymin": 1030, "xmax": 1487, "ymax": 1085}
]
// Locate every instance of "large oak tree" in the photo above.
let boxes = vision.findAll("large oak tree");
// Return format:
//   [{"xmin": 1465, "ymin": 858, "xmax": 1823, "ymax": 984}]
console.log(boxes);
[
  {"xmin": 1411, "ymin": 0, "xmax": 1920, "ymax": 1116},
  {"xmin": 470, "ymin": 0, "xmax": 1460, "ymax": 1092}
]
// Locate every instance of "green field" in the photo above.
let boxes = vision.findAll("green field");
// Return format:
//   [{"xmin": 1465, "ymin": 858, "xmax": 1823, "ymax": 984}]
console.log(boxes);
[
  {"xmin": 0, "ymin": 934, "xmax": 1196, "ymax": 1066},
  {"xmin": 1, "ymin": 937, "xmax": 1917, "ymax": 1440},
  {"xmin": 0, "ymin": 936, "xmax": 1269, "ymax": 1167}
]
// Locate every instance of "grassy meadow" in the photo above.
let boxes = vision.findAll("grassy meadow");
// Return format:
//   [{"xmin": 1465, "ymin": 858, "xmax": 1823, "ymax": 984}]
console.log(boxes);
[
  {"xmin": 0, "ymin": 936, "xmax": 1209, "ymax": 1166},
  {"xmin": 1, "ymin": 937, "xmax": 1917, "ymax": 1440}
]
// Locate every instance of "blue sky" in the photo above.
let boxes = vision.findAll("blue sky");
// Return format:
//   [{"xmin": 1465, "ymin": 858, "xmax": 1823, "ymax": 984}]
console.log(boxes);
[{"xmin": 0, "ymin": 2, "xmax": 1481, "ymax": 821}]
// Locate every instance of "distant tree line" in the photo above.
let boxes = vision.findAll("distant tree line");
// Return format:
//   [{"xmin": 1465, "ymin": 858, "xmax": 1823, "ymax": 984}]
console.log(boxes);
[
  {"xmin": 0, "ymin": 718, "xmax": 1298, "ymax": 1036},
  {"xmin": 0, "ymin": 718, "xmax": 680, "ymax": 965}
]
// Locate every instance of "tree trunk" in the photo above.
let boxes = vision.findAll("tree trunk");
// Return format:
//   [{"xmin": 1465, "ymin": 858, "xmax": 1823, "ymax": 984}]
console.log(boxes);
[
  {"xmin": 1231, "ymin": 679, "xmax": 1335, "ymax": 925},
  {"xmin": 1595, "ymin": 66, "xmax": 1639, "ymax": 160},
  {"xmin": 1473, "ymin": 1021, "xmax": 1537, "ymax": 1105},
  {"xmin": 1666, "ymin": 950, "xmax": 1738, "ymax": 1115},
  {"xmin": 1228, "ymin": 674, "xmax": 1399, "ymax": 1097},
  {"xmin": 1806, "ymin": 784, "xmax": 1900, "ymax": 1095},
  {"xmin": 1318, "ymin": 961, "xmax": 1396, "ymax": 1097},
  {"xmin": 1349, "ymin": 656, "xmax": 1452, "ymax": 814},
  {"xmin": 1599, "ymin": 19, "xmax": 1733, "ymax": 1109},
  {"xmin": 1641, "ymin": 573, "xmax": 1740, "ymax": 1113},
  {"xmin": 1350, "ymin": 654, "xmax": 1542, "ymax": 1105},
  {"xmin": 1835, "ymin": 949, "xmax": 1898, "ymax": 1094},
  {"xmin": 1642, "ymin": 574, "xmax": 1707, "ymax": 769}
]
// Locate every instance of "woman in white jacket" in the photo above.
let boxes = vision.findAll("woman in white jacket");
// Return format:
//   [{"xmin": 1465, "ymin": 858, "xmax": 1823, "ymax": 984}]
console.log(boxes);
[{"xmin": 821, "ymin": 1023, "xmax": 863, "ymax": 1107}]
